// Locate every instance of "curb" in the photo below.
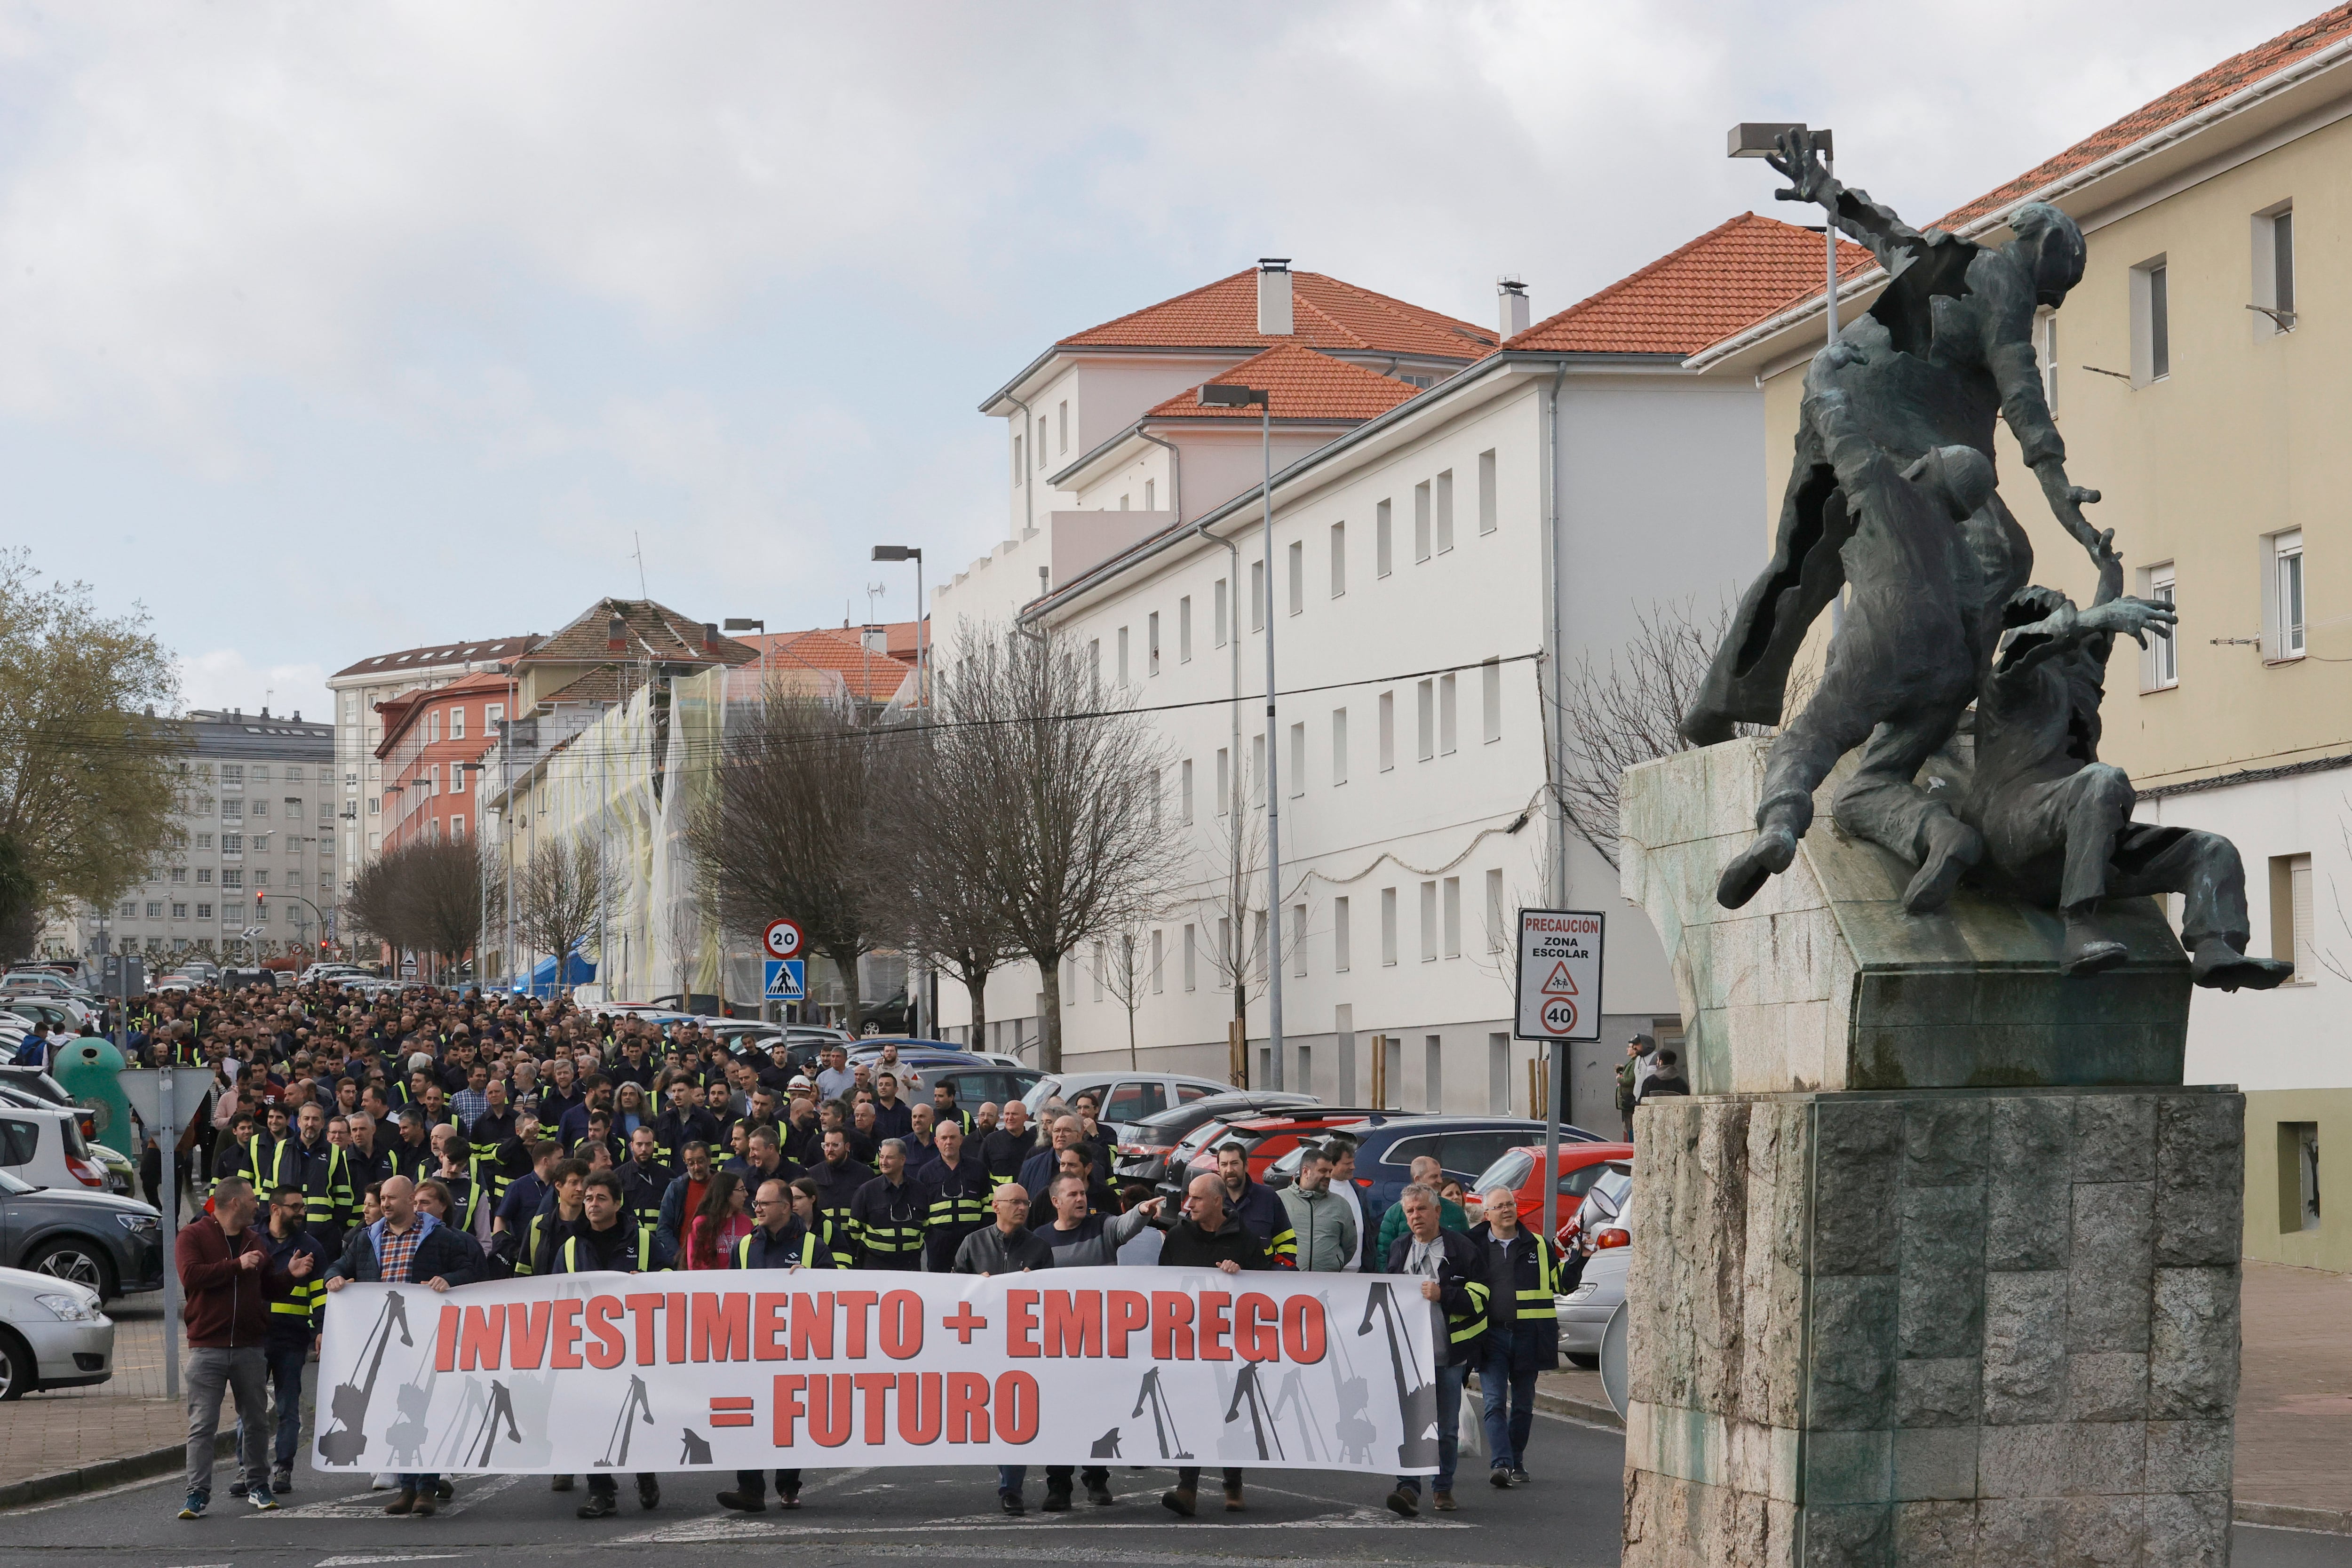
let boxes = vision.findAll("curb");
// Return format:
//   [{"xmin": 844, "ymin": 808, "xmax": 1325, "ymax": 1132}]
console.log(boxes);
[
  {"xmin": 1533, "ymin": 1386, "xmax": 1624, "ymax": 1429},
  {"xmin": 0, "ymin": 1432, "xmax": 232, "ymax": 1512},
  {"xmin": 2236, "ymin": 1500, "xmax": 2352, "ymax": 1536}
]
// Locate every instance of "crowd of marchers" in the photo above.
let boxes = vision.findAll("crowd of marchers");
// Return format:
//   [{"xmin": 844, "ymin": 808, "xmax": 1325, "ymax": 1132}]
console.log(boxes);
[{"xmin": 107, "ymin": 978, "xmax": 1562, "ymax": 1524}]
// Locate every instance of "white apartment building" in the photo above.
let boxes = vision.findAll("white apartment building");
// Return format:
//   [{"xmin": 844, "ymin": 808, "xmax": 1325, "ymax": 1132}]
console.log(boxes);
[
  {"xmin": 327, "ymin": 634, "xmax": 535, "ymax": 891},
  {"xmin": 933, "ymin": 223, "xmax": 1848, "ymax": 1127},
  {"xmin": 77, "ymin": 708, "xmax": 342, "ymax": 963}
]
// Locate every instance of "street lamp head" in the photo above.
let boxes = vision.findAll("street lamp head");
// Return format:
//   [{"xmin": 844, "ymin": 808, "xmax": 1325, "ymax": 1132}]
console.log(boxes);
[
  {"xmin": 871, "ymin": 545, "xmax": 920, "ymax": 563},
  {"xmin": 1198, "ymin": 383, "xmax": 1270, "ymax": 409},
  {"xmin": 1727, "ymin": 121, "xmax": 1828, "ymax": 159},
  {"xmin": 722, "ymin": 618, "xmax": 763, "ymax": 632}
]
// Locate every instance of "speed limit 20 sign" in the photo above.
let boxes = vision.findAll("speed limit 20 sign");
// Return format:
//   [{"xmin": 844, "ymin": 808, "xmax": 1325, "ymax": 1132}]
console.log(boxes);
[
  {"xmin": 1513, "ymin": 908, "xmax": 1605, "ymax": 1042},
  {"xmin": 763, "ymin": 917, "xmax": 805, "ymax": 961}
]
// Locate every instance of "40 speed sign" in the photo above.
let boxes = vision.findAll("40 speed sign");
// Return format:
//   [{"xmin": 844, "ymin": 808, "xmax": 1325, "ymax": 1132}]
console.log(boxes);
[{"xmin": 1513, "ymin": 908, "xmax": 1605, "ymax": 1042}]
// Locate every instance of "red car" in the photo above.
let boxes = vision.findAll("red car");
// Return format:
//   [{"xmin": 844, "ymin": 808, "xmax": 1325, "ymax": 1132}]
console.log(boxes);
[
  {"xmin": 1176, "ymin": 1109, "xmax": 1397, "ymax": 1188},
  {"xmin": 1468, "ymin": 1142, "xmax": 1634, "ymax": 1249}
]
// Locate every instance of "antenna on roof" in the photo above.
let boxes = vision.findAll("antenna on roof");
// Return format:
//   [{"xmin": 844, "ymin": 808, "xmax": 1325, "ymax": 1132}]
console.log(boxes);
[{"xmin": 633, "ymin": 532, "xmax": 649, "ymax": 601}]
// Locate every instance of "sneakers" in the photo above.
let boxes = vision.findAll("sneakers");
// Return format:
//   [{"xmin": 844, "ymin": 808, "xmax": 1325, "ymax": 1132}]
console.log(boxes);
[
  {"xmin": 716, "ymin": 1488, "xmax": 765, "ymax": 1512},
  {"xmin": 999, "ymin": 1490, "xmax": 1025, "ymax": 1516},
  {"xmin": 271, "ymin": 1467, "xmax": 293, "ymax": 1496},
  {"xmin": 1384, "ymin": 1486, "xmax": 1419, "ymax": 1518},
  {"xmin": 576, "ymin": 1491, "xmax": 618, "ymax": 1519},
  {"xmin": 435, "ymin": 1479, "xmax": 453, "ymax": 1501},
  {"xmin": 637, "ymin": 1475, "xmax": 660, "ymax": 1510},
  {"xmin": 384, "ymin": 1489, "xmax": 416, "ymax": 1516},
  {"xmin": 177, "ymin": 1491, "xmax": 209, "ymax": 1520},
  {"xmin": 1160, "ymin": 1485, "xmax": 1196, "ymax": 1518},
  {"xmin": 1510, "ymin": 1467, "xmax": 1530, "ymax": 1484},
  {"xmin": 1084, "ymin": 1479, "xmax": 1114, "ymax": 1506},
  {"xmin": 1489, "ymin": 1467, "xmax": 1513, "ymax": 1488},
  {"xmin": 1433, "ymin": 1489, "xmax": 1458, "ymax": 1512},
  {"xmin": 228, "ymin": 1477, "xmax": 249, "ymax": 1500},
  {"xmin": 248, "ymin": 1484, "xmax": 279, "ymax": 1512}
]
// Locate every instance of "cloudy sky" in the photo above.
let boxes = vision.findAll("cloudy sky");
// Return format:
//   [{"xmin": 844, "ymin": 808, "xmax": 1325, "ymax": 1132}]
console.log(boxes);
[{"xmin": 0, "ymin": 0, "xmax": 2322, "ymax": 717}]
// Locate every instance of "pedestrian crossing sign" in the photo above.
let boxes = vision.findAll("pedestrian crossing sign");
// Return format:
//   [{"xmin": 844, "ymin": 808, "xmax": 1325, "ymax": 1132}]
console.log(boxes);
[{"xmin": 763, "ymin": 959, "xmax": 806, "ymax": 1001}]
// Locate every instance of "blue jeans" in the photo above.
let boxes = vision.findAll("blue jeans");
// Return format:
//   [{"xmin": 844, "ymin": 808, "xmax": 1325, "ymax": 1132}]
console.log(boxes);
[
  {"xmin": 264, "ymin": 1344, "xmax": 308, "ymax": 1469},
  {"xmin": 1396, "ymin": 1362, "xmax": 1468, "ymax": 1494},
  {"xmin": 1478, "ymin": 1341, "xmax": 1538, "ymax": 1471}
]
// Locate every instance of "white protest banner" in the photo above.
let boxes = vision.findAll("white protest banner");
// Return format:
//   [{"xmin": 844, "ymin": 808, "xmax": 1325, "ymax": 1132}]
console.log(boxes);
[{"xmin": 313, "ymin": 1266, "xmax": 1440, "ymax": 1476}]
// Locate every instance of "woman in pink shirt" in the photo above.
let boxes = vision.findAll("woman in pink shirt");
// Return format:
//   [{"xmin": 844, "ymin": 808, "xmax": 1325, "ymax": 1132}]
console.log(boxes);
[{"xmin": 683, "ymin": 1170, "xmax": 752, "ymax": 1270}]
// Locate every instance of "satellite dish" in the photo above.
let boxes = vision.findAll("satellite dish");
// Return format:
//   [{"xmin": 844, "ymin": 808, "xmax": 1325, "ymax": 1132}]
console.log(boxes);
[{"xmin": 1599, "ymin": 1300, "xmax": 1629, "ymax": 1419}]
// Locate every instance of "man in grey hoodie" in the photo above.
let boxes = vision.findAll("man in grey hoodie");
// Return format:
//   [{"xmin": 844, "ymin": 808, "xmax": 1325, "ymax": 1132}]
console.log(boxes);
[{"xmin": 1278, "ymin": 1144, "xmax": 1357, "ymax": 1271}]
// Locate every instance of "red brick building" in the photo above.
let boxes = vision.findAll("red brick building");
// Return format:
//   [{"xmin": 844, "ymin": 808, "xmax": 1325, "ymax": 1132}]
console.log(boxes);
[{"xmin": 374, "ymin": 668, "xmax": 512, "ymax": 852}]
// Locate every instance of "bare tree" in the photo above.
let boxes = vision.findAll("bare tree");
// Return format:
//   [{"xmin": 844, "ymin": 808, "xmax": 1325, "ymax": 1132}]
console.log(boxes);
[
  {"xmin": 863, "ymin": 745, "xmax": 1021, "ymax": 1047},
  {"xmin": 1556, "ymin": 597, "xmax": 1795, "ymax": 871},
  {"xmin": 342, "ymin": 836, "xmax": 485, "ymax": 981},
  {"xmin": 513, "ymin": 833, "xmax": 617, "ymax": 995},
  {"xmin": 919, "ymin": 624, "xmax": 1178, "ymax": 1072},
  {"xmin": 1190, "ymin": 759, "xmax": 1305, "ymax": 1061},
  {"xmin": 1095, "ymin": 921, "xmax": 1154, "ymax": 1070},
  {"xmin": 685, "ymin": 693, "xmax": 883, "ymax": 1033}
]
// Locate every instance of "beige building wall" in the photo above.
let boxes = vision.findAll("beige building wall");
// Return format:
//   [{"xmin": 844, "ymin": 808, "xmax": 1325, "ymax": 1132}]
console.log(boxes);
[{"xmin": 1742, "ymin": 89, "xmax": 2352, "ymax": 1269}]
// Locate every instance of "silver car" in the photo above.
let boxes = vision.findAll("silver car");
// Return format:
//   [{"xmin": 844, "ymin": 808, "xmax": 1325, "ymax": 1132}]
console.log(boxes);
[
  {"xmin": 1556, "ymin": 1173, "xmax": 1634, "ymax": 1367},
  {"xmin": 0, "ymin": 1262, "xmax": 114, "ymax": 1398}
]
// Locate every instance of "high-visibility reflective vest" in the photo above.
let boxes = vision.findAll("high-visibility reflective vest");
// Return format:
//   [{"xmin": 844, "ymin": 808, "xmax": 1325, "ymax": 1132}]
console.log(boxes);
[
  {"xmin": 558, "ymin": 1224, "xmax": 656, "ymax": 1274},
  {"xmin": 848, "ymin": 1178, "xmax": 926, "ymax": 1265},
  {"xmin": 921, "ymin": 1161, "xmax": 991, "ymax": 1232},
  {"xmin": 1516, "ymin": 1236, "xmax": 1560, "ymax": 1321},
  {"xmin": 1448, "ymin": 1279, "xmax": 1493, "ymax": 1346},
  {"xmin": 291, "ymin": 1140, "xmax": 352, "ymax": 1232}
]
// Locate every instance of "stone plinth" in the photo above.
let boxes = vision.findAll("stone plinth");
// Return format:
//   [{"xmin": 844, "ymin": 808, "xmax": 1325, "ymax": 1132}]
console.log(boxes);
[
  {"xmin": 1619, "ymin": 741, "xmax": 2242, "ymax": 1566},
  {"xmin": 1621, "ymin": 1086, "xmax": 2241, "ymax": 1567},
  {"xmin": 1621, "ymin": 738, "xmax": 2192, "ymax": 1095}
]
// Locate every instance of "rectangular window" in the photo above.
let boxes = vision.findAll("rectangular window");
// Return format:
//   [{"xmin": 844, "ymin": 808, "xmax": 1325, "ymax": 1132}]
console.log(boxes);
[
  {"xmin": 1329, "ymin": 521, "xmax": 1346, "ymax": 597},
  {"xmin": 2280, "ymin": 1122, "xmax": 2320, "ymax": 1232},
  {"xmin": 1181, "ymin": 758, "xmax": 1195, "ymax": 824},
  {"xmin": 1288, "ymin": 722, "xmax": 1305, "ymax": 797},
  {"xmin": 1216, "ymin": 748, "xmax": 1230, "ymax": 815},
  {"xmin": 486, "ymin": 703, "xmax": 504, "ymax": 728},
  {"xmin": 450, "ymin": 706, "xmax": 465, "ymax": 740},
  {"xmin": 1331, "ymin": 707, "xmax": 1349, "ymax": 785},
  {"xmin": 1251, "ymin": 734, "xmax": 1265, "ymax": 807},
  {"xmin": 221, "ymin": 833, "xmax": 242, "ymax": 853},
  {"xmin": 1178, "ymin": 595, "xmax": 1192, "ymax": 662},
  {"xmin": 1093, "ymin": 943, "xmax": 1104, "ymax": 1002},
  {"xmin": 428, "ymin": 711, "xmax": 440, "ymax": 744},
  {"xmin": 1215, "ymin": 579, "xmax": 1229, "ymax": 647},
  {"xmin": 1291, "ymin": 904, "xmax": 1307, "ymax": 978},
  {"xmin": 1481, "ymin": 658, "xmax": 1502, "ymax": 742},
  {"xmin": 221, "ymin": 764, "xmax": 243, "ymax": 787},
  {"xmin": 1442, "ymin": 876, "xmax": 1461, "ymax": 958},
  {"xmin": 1120, "ymin": 494, "xmax": 1129, "ymax": 510},
  {"xmin": 1184, "ymin": 925, "xmax": 1197, "ymax": 991},
  {"xmin": 1089, "ymin": 639, "xmax": 1101, "ymax": 687},
  {"xmin": 2255, "ymin": 204, "xmax": 2297, "ymax": 334},
  {"xmin": 197, "ymin": 866, "xmax": 212, "ymax": 882},
  {"xmin": 1438, "ymin": 672, "xmax": 1457, "ymax": 754},
  {"xmin": 1117, "ymin": 625, "xmax": 1130, "ymax": 684},
  {"xmin": 1376, "ymin": 499, "xmax": 1393, "ymax": 577},
  {"xmin": 1420, "ymin": 881, "xmax": 1438, "ymax": 962},
  {"xmin": 1416, "ymin": 679, "xmax": 1435, "ymax": 761},
  {"xmin": 2039, "ymin": 308, "xmax": 2058, "ymax": 410},
  {"xmin": 1013, "ymin": 433, "xmax": 1024, "ymax": 485},
  {"xmin": 1334, "ymin": 896, "xmax": 1351, "ymax": 973},
  {"xmin": 1478, "ymin": 449, "xmax": 1497, "ymax": 534},
  {"xmin": 169, "ymin": 868, "xmax": 186, "ymax": 883},
  {"xmin": 1380, "ymin": 887, "xmax": 1398, "ymax": 966},
  {"xmin": 2271, "ymin": 853, "xmax": 2315, "ymax": 979},
  {"xmin": 1253, "ymin": 911, "xmax": 1269, "ymax": 983},
  {"xmin": 450, "ymin": 815, "xmax": 465, "ymax": 841},
  {"xmin": 1057, "ymin": 399, "xmax": 1068, "ymax": 454},
  {"xmin": 1424, "ymin": 1036, "xmax": 1443, "ymax": 1114},
  {"xmin": 1145, "ymin": 478, "xmax": 1156, "ymax": 510},
  {"xmin": 2144, "ymin": 564, "xmax": 2178, "ymax": 690},
  {"xmin": 1379, "ymin": 692, "xmax": 1395, "ymax": 771},
  {"xmin": 451, "ymin": 764, "xmax": 466, "ymax": 795},
  {"xmin": 178, "ymin": 903, "xmax": 194, "ymax": 921},
  {"xmin": 1489, "ymin": 1032, "xmax": 1510, "ymax": 1114},
  {"xmin": 1435, "ymin": 469, "xmax": 1454, "ymax": 553},
  {"xmin": 2273, "ymin": 530, "xmax": 2305, "ymax": 659},
  {"xmin": 145, "ymin": 900, "xmax": 162, "ymax": 919},
  {"xmin": 1219, "ymin": 916, "xmax": 1233, "ymax": 976},
  {"xmin": 1287, "ymin": 540, "xmax": 1303, "ymax": 616},
  {"xmin": 1251, "ymin": 561, "xmax": 1266, "ymax": 632},
  {"xmin": 285, "ymin": 797, "xmax": 303, "ymax": 818},
  {"xmin": 1037, "ymin": 416, "xmax": 1048, "ymax": 469},
  {"xmin": 1486, "ymin": 868, "xmax": 1506, "ymax": 953},
  {"xmin": 222, "ymin": 870, "xmax": 243, "ymax": 890},
  {"xmin": 1414, "ymin": 480, "xmax": 1432, "ymax": 562},
  {"xmin": 2133, "ymin": 257, "xmax": 2170, "ymax": 383},
  {"xmin": 1152, "ymin": 929, "xmax": 1164, "ymax": 995}
]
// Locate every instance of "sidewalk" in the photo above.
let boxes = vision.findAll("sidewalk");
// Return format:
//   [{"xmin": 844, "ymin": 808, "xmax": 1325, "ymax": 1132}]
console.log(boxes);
[{"xmin": 0, "ymin": 1296, "xmax": 225, "ymax": 1504}]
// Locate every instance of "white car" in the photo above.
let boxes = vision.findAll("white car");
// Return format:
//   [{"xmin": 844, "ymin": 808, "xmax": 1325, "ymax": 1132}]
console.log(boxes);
[
  {"xmin": 0, "ymin": 1106, "xmax": 112, "ymax": 1194},
  {"xmin": 0, "ymin": 1264, "xmax": 113, "ymax": 1399},
  {"xmin": 1557, "ymin": 1176, "xmax": 1633, "ymax": 1368},
  {"xmin": 1021, "ymin": 1071, "xmax": 1249, "ymax": 1134}
]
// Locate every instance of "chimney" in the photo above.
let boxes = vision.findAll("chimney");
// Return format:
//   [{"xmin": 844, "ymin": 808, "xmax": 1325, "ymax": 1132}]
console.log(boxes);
[
  {"xmin": 861, "ymin": 625, "xmax": 887, "ymax": 654},
  {"xmin": 1498, "ymin": 276, "xmax": 1530, "ymax": 339},
  {"xmin": 606, "ymin": 614, "xmax": 627, "ymax": 653},
  {"xmin": 293, "ymin": 710, "xmax": 302, "ymax": 722},
  {"xmin": 700, "ymin": 621, "xmax": 717, "ymax": 653},
  {"xmin": 1256, "ymin": 258, "xmax": 1293, "ymax": 336}
]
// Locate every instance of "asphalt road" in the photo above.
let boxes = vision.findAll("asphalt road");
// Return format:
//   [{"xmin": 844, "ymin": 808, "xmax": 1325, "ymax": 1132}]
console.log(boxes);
[{"xmin": 4, "ymin": 1407, "xmax": 2348, "ymax": 1568}]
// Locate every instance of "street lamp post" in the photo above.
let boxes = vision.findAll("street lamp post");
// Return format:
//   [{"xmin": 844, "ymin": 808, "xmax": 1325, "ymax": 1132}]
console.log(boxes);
[
  {"xmin": 872, "ymin": 546, "xmax": 930, "ymax": 1040},
  {"xmin": 1196, "ymin": 380, "xmax": 1281, "ymax": 1089},
  {"xmin": 722, "ymin": 618, "xmax": 769, "ymax": 722}
]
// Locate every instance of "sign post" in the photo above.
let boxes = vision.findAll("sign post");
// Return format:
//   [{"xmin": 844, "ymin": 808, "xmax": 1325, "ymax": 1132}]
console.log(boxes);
[{"xmin": 1514, "ymin": 908, "xmax": 1606, "ymax": 1261}]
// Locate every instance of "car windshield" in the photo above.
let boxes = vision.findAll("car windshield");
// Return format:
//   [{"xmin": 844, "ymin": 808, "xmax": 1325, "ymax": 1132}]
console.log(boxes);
[{"xmin": 1472, "ymin": 1149, "xmax": 1534, "ymax": 1194}]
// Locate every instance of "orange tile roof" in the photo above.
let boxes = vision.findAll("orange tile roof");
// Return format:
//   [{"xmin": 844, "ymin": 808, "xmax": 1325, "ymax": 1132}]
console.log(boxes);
[
  {"xmin": 1062, "ymin": 269, "xmax": 1497, "ymax": 359},
  {"xmin": 737, "ymin": 629, "xmax": 914, "ymax": 702},
  {"xmin": 1941, "ymin": 5, "xmax": 2352, "ymax": 230},
  {"xmin": 1502, "ymin": 213, "xmax": 1874, "ymax": 357},
  {"xmin": 1141, "ymin": 342, "xmax": 1423, "ymax": 422}
]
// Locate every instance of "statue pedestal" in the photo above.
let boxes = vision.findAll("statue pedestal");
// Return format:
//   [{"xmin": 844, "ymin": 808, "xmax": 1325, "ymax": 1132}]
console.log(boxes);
[{"xmin": 1618, "ymin": 741, "xmax": 2240, "ymax": 1566}]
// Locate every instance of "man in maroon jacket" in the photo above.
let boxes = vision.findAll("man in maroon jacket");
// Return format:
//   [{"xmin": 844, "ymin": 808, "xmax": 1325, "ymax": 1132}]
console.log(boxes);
[{"xmin": 175, "ymin": 1175, "xmax": 313, "ymax": 1519}]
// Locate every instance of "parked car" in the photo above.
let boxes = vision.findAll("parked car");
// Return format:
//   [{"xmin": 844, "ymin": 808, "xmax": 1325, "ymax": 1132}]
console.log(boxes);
[
  {"xmin": 0, "ymin": 1260, "xmax": 114, "ymax": 1399},
  {"xmin": 0, "ymin": 1166, "xmax": 164, "ymax": 1300},
  {"xmin": 927, "ymin": 1063, "xmax": 1047, "ymax": 1113},
  {"xmin": 1021, "ymin": 1071, "xmax": 1246, "ymax": 1135},
  {"xmin": 1108, "ymin": 1092, "xmax": 1322, "ymax": 1193},
  {"xmin": 1470, "ymin": 1142, "xmax": 1637, "ymax": 1246},
  {"xmin": 1283, "ymin": 1116, "xmax": 1604, "ymax": 1231},
  {"xmin": 1556, "ymin": 1175, "xmax": 1634, "ymax": 1368},
  {"xmin": 1180, "ymin": 1109, "xmax": 1401, "ymax": 1190},
  {"xmin": 0, "ymin": 1106, "xmax": 112, "ymax": 1195},
  {"xmin": 1, "ymin": 996, "xmax": 95, "ymax": 1034}
]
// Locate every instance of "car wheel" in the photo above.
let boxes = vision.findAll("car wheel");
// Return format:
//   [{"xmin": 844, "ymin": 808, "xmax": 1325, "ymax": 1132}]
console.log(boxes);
[
  {"xmin": 0, "ymin": 1327, "xmax": 32, "ymax": 1400},
  {"xmin": 28, "ymin": 1238, "xmax": 116, "ymax": 1300}
]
